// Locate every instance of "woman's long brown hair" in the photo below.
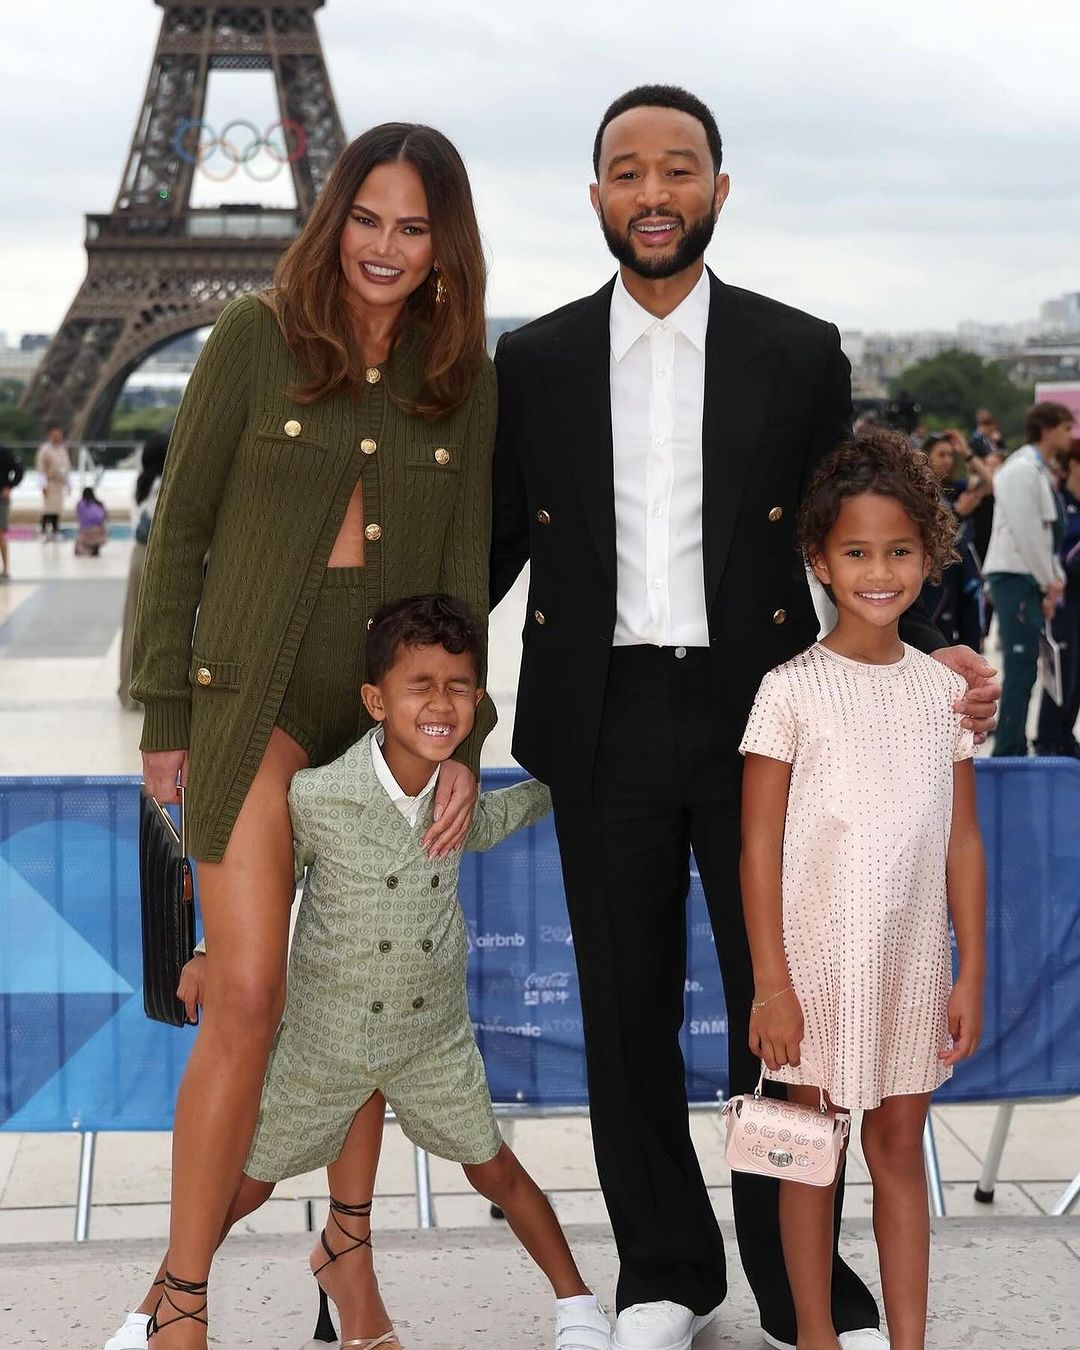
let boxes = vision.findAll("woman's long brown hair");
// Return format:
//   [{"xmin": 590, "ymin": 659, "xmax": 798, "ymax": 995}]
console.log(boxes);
[{"xmin": 268, "ymin": 123, "xmax": 487, "ymax": 419}]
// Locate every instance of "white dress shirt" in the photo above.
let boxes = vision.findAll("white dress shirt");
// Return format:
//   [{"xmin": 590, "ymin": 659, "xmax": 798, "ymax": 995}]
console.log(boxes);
[
  {"xmin": 609, "ymin": 268, "xmax": 710, "ymax": 648},
  {"xmin": 982, "ymin": 445, "xmax": 1065, "ymax": 592},
  {"xmin": 371, "ymin": 727, "xmax": 440, "ymax": 827}
]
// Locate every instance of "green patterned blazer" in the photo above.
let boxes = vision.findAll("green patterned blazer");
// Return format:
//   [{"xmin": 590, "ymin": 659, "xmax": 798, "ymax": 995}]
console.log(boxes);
[{"xmin": 283, "ymin": 729, "xmax": 551, "ymax": 1072}]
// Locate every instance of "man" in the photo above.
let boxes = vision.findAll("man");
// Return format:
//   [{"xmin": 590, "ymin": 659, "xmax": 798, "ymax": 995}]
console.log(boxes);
[
  {"xmin": 984, "ymin": 402, "xmax": 1072, "ymax": 756},
  {"xmin": 491, "ymin": 86, "xmax": 999, "ymax": 1350},
  {"xmin": 34, "ymin": 423, "xmax": 70, "ymax": 540}
]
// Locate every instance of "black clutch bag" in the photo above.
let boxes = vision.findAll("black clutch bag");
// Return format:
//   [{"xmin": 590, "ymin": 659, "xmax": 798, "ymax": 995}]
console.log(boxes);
[{"xmin": 139, "ymin": 786, "xmax": 197, "ymax": 1026}]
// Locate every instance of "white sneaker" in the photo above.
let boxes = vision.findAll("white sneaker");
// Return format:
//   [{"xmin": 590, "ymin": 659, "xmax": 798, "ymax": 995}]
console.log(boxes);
[
  {"xmin": 556, "ymin": 1297, "xmax": 612, "ymax": 1349},
  {"xmin": 762, "ymin": 1329, "xmax": 889, "ymax": 1350},
  {"xmin": 103, "ymin": 1312, "xmax": 150, "ymax": 1350},
  {"xmin": 614, "ymin": 1301, "xmax": 718, "ymax": 1350}
]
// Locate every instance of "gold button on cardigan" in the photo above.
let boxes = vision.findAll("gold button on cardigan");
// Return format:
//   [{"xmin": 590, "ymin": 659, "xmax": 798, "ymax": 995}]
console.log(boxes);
[{"xmin": 130, "ymin": 294, "xmax": 497, "ymax": 862}]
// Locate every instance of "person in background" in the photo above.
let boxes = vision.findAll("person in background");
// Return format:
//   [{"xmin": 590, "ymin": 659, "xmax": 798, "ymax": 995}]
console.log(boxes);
[
  {"xmin": 983, "ymin": 402, "xmax": 1073, "ymax": 755},
  {"xmin": 74, "ymin": 486, "xmax": 109, "ymax": 556},
  {"xmin": 0, "ymin": 442, "xmax": 25, "ymax": 581},
  {"xmin": 970, "ymin": 409, "xmax": 1007, "ymax": 459},
  {"xmin": 118, "ymin": 430, "xmax": 169, "ymax": 709},
  {"xmin": 921, "ymin": 430, "xmax": 992, "ymax": 649},
  {"xmin": 35, "ymin": 424, "xmax": 70, "ymax": 539},
  {"xmin": 1034, "ymin": 437, "xmax": 1080, "ymax": 757},
  {"xmin": 970, "ymin": 448, "xmax": 1004, "ymax": 577}
]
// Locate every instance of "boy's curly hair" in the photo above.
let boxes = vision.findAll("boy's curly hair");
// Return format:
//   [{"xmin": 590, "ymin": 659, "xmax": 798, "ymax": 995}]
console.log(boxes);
[
  {"xmin": 366, "ymin": 593, "xmax": 482, "ymax": 683},
  {"xmin": 797, "ymin": 427, "xmax": 960, "ymax": 585}
]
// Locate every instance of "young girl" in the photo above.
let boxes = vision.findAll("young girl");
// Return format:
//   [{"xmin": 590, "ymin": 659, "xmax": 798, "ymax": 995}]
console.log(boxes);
[
  {"xmin": 75, "ymin": 486, "xmax": 108, "ymax": 555},
  {"xmin": 738, "ymin": 428, "xmax": 986, "ymax": 1350}
]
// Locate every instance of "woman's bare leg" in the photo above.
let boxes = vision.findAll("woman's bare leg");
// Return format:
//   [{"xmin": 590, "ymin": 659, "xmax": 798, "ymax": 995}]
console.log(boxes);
[
  {"xmin": 149, "ymin": 728, "xmax": 308, "ymax": 1345},
  {"xmin": 134, "ymin": 1176, "xmax": 276, "ymax": 1316},
  {"xmin": 861, "ymin": 1093, "xmax": 933, "ymax": 1350},
  {"xmin": 313, "ymin": 1094, "xmax": 397, "ymax": 1345}
]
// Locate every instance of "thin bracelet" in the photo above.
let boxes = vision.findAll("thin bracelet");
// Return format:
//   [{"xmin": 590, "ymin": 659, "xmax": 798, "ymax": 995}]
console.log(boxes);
[{"xmin": 751, "ymin": 985, "xmax": 793, "ymax": 1010}]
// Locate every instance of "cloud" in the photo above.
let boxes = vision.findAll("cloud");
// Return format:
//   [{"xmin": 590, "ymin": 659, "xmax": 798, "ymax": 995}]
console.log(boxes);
[{"xmin": 0, "ymin": 0, "xmax": 1076, "ymax": 338}]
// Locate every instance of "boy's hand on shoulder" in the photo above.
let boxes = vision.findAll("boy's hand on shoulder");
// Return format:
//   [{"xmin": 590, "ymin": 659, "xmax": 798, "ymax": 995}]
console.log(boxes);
[
  {"xmin": 939, "ymin": 976, "xmax": 983, "ymax": 1065},
  {"xmin": 176, "ymin": 952, "xmax": 207, "ymax": 1025},
  {"xmin": 424, "ymin": 761, "xmax": 477, "ymax": 859},
  {"xmin": 749, "ymin": 988, "xmax": 804, "ymax": 1073}
]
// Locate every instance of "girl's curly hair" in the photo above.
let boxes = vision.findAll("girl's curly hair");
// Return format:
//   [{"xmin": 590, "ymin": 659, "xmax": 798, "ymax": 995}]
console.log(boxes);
[{"xmin": 797, "ymin": 427, "xmax": 960, "ymax": 585}]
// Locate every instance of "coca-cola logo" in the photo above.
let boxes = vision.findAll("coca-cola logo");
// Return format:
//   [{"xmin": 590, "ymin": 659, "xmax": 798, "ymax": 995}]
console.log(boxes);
[{"xmin": 524, "ymin": 971, "xmax": 572, "ymax": 990}]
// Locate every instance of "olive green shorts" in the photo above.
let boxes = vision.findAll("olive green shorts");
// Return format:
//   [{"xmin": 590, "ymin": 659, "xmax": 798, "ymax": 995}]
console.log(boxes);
[
  {"xmin": 275, "ymin": 566, "xmax": 373, "ymax": 765},
  {"xmin": 246, "ymin": 1017, "xmax": 502, "ymax": 1181}
]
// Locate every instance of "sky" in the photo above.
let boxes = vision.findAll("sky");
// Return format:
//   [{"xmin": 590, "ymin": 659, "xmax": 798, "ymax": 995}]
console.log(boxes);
[{"xmin": 1, "ymin": 0, "xmax": 1077, "ymax": 344}]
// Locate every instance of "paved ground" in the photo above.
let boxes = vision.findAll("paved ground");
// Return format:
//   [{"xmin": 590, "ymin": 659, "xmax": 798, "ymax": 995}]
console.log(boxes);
[{"xmin": 4, "ymin": 1219, "xmax": 1080, "ymax": 1348}]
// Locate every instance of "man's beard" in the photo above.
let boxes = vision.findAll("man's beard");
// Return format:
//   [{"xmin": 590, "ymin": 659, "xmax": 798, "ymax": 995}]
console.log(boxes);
[{"xmin": 600, "ymin": 207, "xmax": 716, "ymax": 280}]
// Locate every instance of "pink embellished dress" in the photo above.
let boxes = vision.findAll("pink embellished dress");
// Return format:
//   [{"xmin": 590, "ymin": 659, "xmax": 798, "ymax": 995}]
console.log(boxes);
[{"xmin": 739, "ymin": 642, "xmax": 975, "ymax": 1110}]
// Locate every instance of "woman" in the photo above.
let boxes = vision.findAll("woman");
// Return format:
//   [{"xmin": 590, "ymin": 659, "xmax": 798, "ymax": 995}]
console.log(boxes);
[
  {"xmin": 122, "ymin": 124, "xmax": 495, "ymax": 1349},
  {"xmin": 118, "ymin": 431, "xmax": 169, "ymax": 709},
  {"xmin": 74, "ymin": 486, "xmax": 109, "ymax": 555},
  {"xmin": 921, "ymin": 429, "xmax": 992, "ymax": 650}
]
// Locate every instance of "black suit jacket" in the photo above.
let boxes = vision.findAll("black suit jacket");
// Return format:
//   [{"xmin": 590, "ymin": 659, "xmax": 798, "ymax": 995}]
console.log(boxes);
[{"xmin": 490, "ymin": 268, "xmax": 944, "ymax": 796}]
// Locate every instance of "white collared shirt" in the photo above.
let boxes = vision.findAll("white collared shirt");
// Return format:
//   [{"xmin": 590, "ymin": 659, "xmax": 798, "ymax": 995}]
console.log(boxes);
[
  {"xmin": 371, "ymin": 727, "xmax": 440, "ymax": 827},
  {"xmin": 609, "ymin": 267, "xmax": 711, "ymax": 648},
  {"xmin": 982, "ymin": 444, "xmax": 1065, "ymax": 592}
]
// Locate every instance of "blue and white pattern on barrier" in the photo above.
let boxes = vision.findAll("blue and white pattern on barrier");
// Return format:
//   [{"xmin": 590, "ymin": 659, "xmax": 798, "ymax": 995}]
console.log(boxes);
[{"xmin": 1, "ymin": 761, "xmax": 1078, "ymax": 1133}]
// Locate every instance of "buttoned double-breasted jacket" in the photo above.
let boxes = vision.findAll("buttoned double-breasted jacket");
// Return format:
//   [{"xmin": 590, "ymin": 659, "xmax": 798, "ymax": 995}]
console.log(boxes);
[
  {"xmin": 283, "ymin": 730, "xmax": 551, "ymax": 1075},
  {"xmin": 489, "ymin": 267, "xmax": 945, "ymax": 796}
]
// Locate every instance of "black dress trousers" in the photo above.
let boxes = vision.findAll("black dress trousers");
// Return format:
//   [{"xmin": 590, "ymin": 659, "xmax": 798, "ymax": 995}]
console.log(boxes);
[{"xmin": 550, "ymin": 645, "xmax": 879, "ymax": 1341}]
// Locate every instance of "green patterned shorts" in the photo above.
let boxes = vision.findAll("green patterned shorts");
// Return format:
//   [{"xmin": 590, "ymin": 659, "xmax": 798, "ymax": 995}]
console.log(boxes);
[{"xmin": 246, "ymin": 1016, "xmax": 502, "ymax": 1181}]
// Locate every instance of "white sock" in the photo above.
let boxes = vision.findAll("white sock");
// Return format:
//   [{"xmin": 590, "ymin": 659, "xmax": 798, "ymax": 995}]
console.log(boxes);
[{"xmin": 556, "ymin": 1294, "xmax": 603, "ymax": 1311}]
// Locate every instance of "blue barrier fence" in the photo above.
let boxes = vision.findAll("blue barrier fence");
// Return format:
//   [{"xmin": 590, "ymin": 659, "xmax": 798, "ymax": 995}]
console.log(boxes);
[{"xmin": 2, "ymin": 760, "xmax": 1079, "ymax": 1135}]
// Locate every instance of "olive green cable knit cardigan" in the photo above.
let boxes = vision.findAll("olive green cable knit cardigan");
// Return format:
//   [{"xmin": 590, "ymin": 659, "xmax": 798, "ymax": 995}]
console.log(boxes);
[{"xmin": 130, "ymin": 294, "xmax": 497, "ymax": 861}]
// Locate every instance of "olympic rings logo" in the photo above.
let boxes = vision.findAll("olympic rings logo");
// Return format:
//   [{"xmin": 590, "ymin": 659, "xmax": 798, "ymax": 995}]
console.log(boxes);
[{"xmin": 172, "ymin": 118, "xmax": 308, "ymax": 182}]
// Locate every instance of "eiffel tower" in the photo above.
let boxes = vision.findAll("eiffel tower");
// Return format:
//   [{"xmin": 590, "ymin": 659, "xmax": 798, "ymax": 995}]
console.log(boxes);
[{"xmin": 21, "ymin": 0, "xmax": 345, "ymax": 440}]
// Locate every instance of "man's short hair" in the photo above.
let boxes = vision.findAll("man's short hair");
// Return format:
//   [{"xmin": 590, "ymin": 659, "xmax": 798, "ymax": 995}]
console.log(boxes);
[
  {"xmin": 1025, "ymin": 401, "xmax": 1075, "ymax": 444},
  {"xmin": 365, "ymin": 594, "xmax": 482, "ymax": 685},
  {"xmin": 593, "ymin": 84, "xmax": 723, "ymax": 178}
]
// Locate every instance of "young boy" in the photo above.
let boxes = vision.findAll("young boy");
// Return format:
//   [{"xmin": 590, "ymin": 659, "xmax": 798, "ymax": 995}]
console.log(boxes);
[{"xmin": 107, "ymin": 595, "xmax": 610, "ymax": 1350}]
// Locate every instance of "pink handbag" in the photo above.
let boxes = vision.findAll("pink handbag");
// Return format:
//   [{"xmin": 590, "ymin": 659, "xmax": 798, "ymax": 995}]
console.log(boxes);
[{"xmin": 722, "ymin": 1064, "xmax": 850, "ymax": 1187}]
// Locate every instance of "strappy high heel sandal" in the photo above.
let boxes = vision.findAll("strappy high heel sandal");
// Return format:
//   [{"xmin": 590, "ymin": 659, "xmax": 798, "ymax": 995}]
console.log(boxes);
[
  {"xmin": 146, "ymin": 1272, "xmax": 208, "ymax": 1341},
  {"xmin": 311, "ymin": 1198, "xmax": 400, "ymax": 1349}
]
